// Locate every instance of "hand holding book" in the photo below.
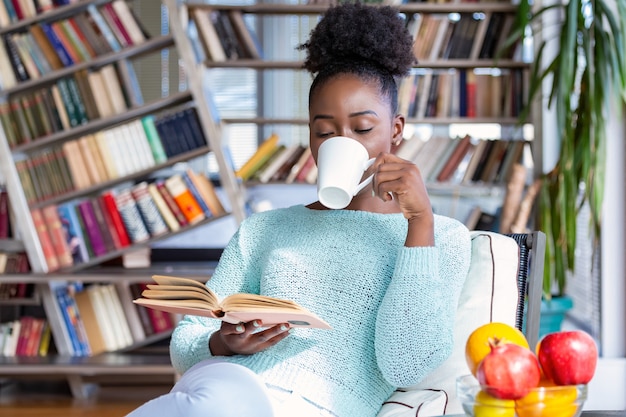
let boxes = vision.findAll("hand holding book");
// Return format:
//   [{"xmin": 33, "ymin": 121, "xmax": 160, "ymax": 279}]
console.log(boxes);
[{"xmin": 133, "ymin": 275, "xmax": 332, "ymax": 329}]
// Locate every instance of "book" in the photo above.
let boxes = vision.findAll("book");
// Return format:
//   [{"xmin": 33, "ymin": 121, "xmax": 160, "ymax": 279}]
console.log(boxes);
[
  {"xmin": 99, "ymin": 64, "xmax": 127, "ymax": 114},
  {"xmin": 140, "ymin": 115, "xmax": 167, "ymax": 164},
  {"xmin": 100, "ymin": 191, "xmax": 132, "ymax": 248},
  {"xmin": 110, "ymin": 0, "xmax": 146, "ymax": 45},
  {"xmin": 146, "ymin": 182, "xmax": 179, "ymax": 232},
  {"xmin": 115, "ymin": 59, "xmax": 144, "ymax": 107},
  {"xmin": 74, "ymin": 289, "xmax": 107, "ymax": 355},
  {"xmin": 41, "ymin": 205, "xmax": 73, "ymax": 268},
  {"xmin": 76, "ymin": 199, "xmax": 108, "ymax": 257},
  {"xmin": 56, "ymin": 202, "xmax": 90, "ymax": 264},
  {"xmin": 100, "ymin": 2, "xmax": 132, "ymax": 48},
  {"xmin": 187, "ymin": 169, "xmax": 226, "ymax": 216},
  {"xmin": 113, "ymin": 282, "xmax": 147, "ymax": 343},
  {"xmin": 236, "ymin": 133, "xmax": 280, "ymax": 181},
  {"xmin": 436, "ymin": 134, "xmax": 473, "ymax": 182},
  {"xmin": 134, "ymin": 275, "xmax": 331, "ymax": 329},
  {"xmin": 129, "ymin": 283, "xmax": 155, "ymax": 337},
  {"xmin": 54, "ymin": 285, "xmax": 91, "ymax": 356},
  {"xmin": 131, "ymin": 181, "xmax": 169, "ymax": 237},
  {"xmin": 164, "ymin": 174, "xmax": 205, "ymax": 224},
  {"xmin": 84, "ymin": 284, "xmax": 118, "ymax": 351},
  {"xmin": 0, "ymin": 189, "xmax": 9, "ymax": 239},
  {"xmin": 181, "ymin": 170, "xmax": 212, "ymax": 217},
  {"xmin": 191, "ymin": 7, "xmax": 227, "ymax": 62},
  {"xmin": 113, "ymin": 188, "xmax": 150, "ymax": 243},
  {"xmin": 85, "ymin": 4, "xmax": 122, "ymax": 53},
  {"xmin": 155, "ymin": 180, "xmax": 188, "ymax": 227},
  {"xmin": 30, "ymin": 208, "xmax": 60, "ymax": 272}
]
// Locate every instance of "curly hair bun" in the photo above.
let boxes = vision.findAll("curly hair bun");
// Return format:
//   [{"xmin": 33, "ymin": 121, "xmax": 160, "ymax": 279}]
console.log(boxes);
[{"xmin": 300, "ymin": 2, "xmax": 414, "ymax": 77}]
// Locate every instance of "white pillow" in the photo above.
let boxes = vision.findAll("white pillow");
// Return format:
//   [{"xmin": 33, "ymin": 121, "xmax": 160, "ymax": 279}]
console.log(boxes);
[{"xmin": 377, "ymin": 231, "xmax": 521, "ymax": 417}]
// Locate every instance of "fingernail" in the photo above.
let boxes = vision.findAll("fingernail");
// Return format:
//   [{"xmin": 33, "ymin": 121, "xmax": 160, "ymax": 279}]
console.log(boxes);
[
  {"xmin": 280, "ymin": 324, "xmax": 288, "ymax": 331},
  {"xmin": 253, "ymin": 321, "xmax": 261, "ymax": 328},
  {"xmin": 236, "ymin": 325, "xmax": 244, "ymax": 333}
]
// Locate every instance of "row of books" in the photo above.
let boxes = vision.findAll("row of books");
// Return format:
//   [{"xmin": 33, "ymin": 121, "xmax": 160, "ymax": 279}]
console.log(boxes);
[
  {"xmin": 0, "ymin": 62, "xmax": 142, "ymax": 147},
  {"xmin": 0, "ymin": 0, "xmax": 147, "ymax": 89},
  {"xmin": 14, "ymin": 106, "xmax": 208, "ymax": 204},
  {"xmin": 398, "ymin": 68, "xmax": 526, "ymax": 120},
  {"xmin": 30, "ymin": 168, "xmax": 225, "ymax": 272},
  {"xmin": 408, "ymin": 11, "xmax": 517, "ymax": 63},
  {"xmin": 236, "ymin": 134, "xmax": 319, "ymax": 185},
  {"xmin": 0, "ymin": 0, "xmax": 77, "ymax": 25},
  {"xmin": 190, "ymin": 8, "xmax": 262, "ymax": 62},
  {"xmin": 0, "ymin": 251, "xmax": 30, "ymax": 274},
  {"xmin": 0, "ymin": 316, "xmax": 51, "ymax": 357},
  {"xmin": 0, "ymin": 187, "xmax": 10, "ymax": 239},
  {"xmin": 396, "ymin": 135, "xmax": 529, "ymax": 185},
  {"xmin": 42, "ymin": 281, "xmax": 175, "ymax": 356}
]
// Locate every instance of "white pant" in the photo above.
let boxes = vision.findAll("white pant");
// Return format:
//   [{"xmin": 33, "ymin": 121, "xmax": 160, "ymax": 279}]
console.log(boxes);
[{"xmin": 125, "ymin": 360, "xmax": 331, "ymax": 417}]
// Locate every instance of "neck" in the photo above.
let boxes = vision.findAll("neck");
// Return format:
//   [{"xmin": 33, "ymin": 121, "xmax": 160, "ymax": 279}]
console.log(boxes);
[{"xmin": 307, "ymin": 193, "xmax": 401, "ymax": 214}]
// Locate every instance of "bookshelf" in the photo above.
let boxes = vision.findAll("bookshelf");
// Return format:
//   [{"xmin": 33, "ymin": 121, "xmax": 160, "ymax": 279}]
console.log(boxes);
[
  {"xmin": 166, "ymin": 0, "xmax": 537, "ymax": 228},
  {"xmin": 0, "ymin": 0, "xmax": 244, "ymax": 397}
]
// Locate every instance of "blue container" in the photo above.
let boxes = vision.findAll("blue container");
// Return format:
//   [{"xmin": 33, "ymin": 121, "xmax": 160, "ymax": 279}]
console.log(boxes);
[{"xmin": 538, "ymin": 295, "xmax": 574, "ymax": 339}]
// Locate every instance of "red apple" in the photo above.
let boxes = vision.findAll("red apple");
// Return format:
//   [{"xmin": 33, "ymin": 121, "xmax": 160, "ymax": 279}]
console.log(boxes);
[
  {"xmin": 476, "ymin": 342, "xmax": 541, "ymax": 400},
  {"xmin": 537, "ymin": 330, "xmax": 598, "ymax": 385}
]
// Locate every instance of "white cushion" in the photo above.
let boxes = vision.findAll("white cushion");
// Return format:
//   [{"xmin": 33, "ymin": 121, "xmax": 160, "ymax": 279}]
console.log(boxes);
[{"xmin": 377, "ymin": 231, "xmax": 521, "ymax": 417}]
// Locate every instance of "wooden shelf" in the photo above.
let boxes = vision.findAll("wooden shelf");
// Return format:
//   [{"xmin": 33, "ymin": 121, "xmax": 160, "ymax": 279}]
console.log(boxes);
[
  {"xmin": 186, "ymin": 2, "xmax": 519, "ymax": 14},
  {"xmin": 204, "ymin": 59, "xmax": 529, "ymax": 70}
]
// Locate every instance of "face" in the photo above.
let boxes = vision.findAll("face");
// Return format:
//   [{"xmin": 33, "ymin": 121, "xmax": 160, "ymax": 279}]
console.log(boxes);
[{"xmin": 308, "ymin": 74, "xmax": 404, "ymax": 163}]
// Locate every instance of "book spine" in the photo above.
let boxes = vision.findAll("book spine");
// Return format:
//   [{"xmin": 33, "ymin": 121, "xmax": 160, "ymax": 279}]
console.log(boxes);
[
  {"xmin": 3, "ymin": 33, "xmax": 30, "ymax": 82},
  {"xmin": 86, "ymin": 4, "xmax": 122, "ymax": 52},
  {"xmin": 113, "ymin": 189, "xmax": 150, "ymax": 243},
  {"xmin": 155, "ymin": 180, "xmax": 188, "ymax": 227},
  {"xmin": 164, "ymin": 174, "xmax": 205, "ymax": 224},
  {"xmin": 100, "ymin": 191, "xmax": 131, "ymax": 247},
  {"xmin": 129, "ymin": 283, "xmax": 155, "ymax": 337},
  {"xmin": 0, "ymin": 189, "xmax": 8, "ymax": 239},
  {"xmin": 76, "ymin": 199, "xmax": 108, "ymax": 257},
  {"xmin": 65, "ymin": 76, "xmax": 89, "ymax": 124},
  {"xmin": 100, "ymin": 3, "xmax": 132, "ymax": 47},
  {"xmin": 29, "ymin": 208, "xmax": 60, "ymax": 272},
  {"xmin": 147, "ymin": 182, "xmax": 180, "ymax": 232},
  {"xmin": 140, "ymin": 115, "xmax": 167, "ymax": 164},
  {"xmin": 181, "ymin": 171, "xmax": 212, "ymax": 217},
  {"xmin": 130, "ymin": 182, "xmax": 169, "ymax": 237},
  {"xmin": 56, "ymin": 202, "xmax": 90, "ymax": 264},
  {"xmin": 54, "ymin": 286, "xmax": 87, "ymax": 356},
  {"xmin": 41, "ymin": 205, "xmax": 73, "ymax": 268},
  {"xmin": 94, "ymin": 195, "xmax": 123, "ymax": 250},
  {"xmin": 110, "ymin": 0, "xmax": 145, "ymax": 45}
]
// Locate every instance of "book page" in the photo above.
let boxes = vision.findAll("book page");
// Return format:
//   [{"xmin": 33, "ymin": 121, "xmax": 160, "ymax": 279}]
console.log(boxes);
[{"xmin": 134, "ymin": 275, "xmax": 332, "ymax": 329}]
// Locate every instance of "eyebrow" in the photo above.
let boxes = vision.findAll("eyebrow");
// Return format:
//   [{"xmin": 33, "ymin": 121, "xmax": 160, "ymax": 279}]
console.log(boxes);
[{"xmin": 312, "ymin": 110, "xmax": 379, "ymax": 121}]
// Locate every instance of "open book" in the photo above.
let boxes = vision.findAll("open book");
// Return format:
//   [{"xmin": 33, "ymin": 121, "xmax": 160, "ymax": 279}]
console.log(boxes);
[{"xmin": 133, "ymin": 275, "xmax": 332, "ymax": 329}]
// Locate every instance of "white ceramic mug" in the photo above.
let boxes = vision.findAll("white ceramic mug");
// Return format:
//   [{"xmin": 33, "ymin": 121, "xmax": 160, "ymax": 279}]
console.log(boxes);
[{"xmin": 317, "ymin": 136, "xmax": 375, "ymax": 209}]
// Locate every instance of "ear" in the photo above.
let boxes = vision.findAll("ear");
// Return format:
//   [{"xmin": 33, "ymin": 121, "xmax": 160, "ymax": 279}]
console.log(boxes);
[{"xmin": 391, "ymin": 114, "xmax": 405, "ymax": 150}]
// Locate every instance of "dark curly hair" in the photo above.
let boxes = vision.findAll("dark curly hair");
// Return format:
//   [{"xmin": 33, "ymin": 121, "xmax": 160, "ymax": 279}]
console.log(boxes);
[{"xmin": 298, "ymin": 2, "xmax": 415, "ymax": 114}]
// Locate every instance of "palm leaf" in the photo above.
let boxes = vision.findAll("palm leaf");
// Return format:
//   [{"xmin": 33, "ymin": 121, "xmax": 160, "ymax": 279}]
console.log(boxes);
[{"xmin": 512, "ymin": 0, "xmax": 626, "ymax": 297}]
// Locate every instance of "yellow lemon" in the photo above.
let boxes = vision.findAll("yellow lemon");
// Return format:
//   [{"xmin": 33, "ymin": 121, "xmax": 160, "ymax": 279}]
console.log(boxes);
[
  {"xmin": 514, "ymin": 380, "xmax": 579, "ymax": 417},
  {"xmin": 465, "ymin": 322, "xmax": 530, "ymax": 376},
  {"xmin": 473, "ymin": 390, "xmax": 515, "ymax": 417}
]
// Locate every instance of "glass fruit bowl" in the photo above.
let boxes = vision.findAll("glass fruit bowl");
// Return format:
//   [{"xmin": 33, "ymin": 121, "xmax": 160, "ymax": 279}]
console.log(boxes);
[{"xmin": 456, "ymin": 374, "xmax": 587, "ymax": 417}]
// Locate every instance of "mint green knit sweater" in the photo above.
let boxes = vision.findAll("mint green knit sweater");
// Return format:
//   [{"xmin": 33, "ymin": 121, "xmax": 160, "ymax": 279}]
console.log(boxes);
[{"xmin": 169, "ymin": 205, "xmax": 471, "ymax": 417}]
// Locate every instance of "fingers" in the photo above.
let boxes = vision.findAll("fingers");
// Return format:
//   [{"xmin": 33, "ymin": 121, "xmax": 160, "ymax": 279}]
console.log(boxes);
[{"xmin": 219, "ymin": 321, "xmax": 291, "ymax": 355}]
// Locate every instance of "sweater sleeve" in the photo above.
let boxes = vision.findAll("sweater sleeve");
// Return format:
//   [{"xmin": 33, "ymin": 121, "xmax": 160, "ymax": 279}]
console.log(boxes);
[
  {"xmin": 169, "ymin": 224, "xmax": 262, "ymax": 374},
  {"xmin": 374, "ymin": 217, "xmax": 471, "ymax": 387}
]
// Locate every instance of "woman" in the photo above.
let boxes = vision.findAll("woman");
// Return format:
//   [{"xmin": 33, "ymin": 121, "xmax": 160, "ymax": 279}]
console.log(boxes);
[{"xmin": 127, "ymin": 3, "xmax": 470, "ymax": 416}]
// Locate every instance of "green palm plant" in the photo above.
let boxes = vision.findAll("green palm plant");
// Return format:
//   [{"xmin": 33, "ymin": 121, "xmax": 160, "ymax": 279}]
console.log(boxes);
[{"xmin": 510, "ymin": 0, "xmax": 626, "ymax": 298}]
